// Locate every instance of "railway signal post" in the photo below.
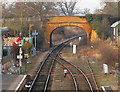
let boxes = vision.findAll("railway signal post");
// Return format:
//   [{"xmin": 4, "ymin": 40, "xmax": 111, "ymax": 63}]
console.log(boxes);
[
  {"xmin": 14, "ymin": 32, "xmax": 23, "ymax": 74},
  {"xmin": 17, "ymin": 47, "xmax": 23, "ymax": 74}
]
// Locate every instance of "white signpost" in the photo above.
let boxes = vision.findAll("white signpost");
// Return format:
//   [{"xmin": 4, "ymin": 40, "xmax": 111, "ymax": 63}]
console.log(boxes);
[
  {"xmin": 73, "ymin": 45, "xmax": 77, "ymax": 54},
  {"xmin": 103, "ymin": 64, "xmax": 108, "ymax": 75},
  {"xmin": 79, "ymin": 37, "xmax": 81, "ymax": 41},
  {"xmin": 32, "ymin": 32, "xmax": 38, "ymax": 35}
]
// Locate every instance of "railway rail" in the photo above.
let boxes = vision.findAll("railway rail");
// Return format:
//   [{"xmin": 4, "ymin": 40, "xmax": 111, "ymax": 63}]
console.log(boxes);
[
  {"xmin": 28, "ymin": 35, "xmax": 84, "ymax": 92},
  {"xmin": 55, "ymin": 58, "xmax": 79, "ymax": 92},
  {"xmin": 28, "ymin": 34, "xmax": 97, "ymax": 92},
  {"xmin": 55, "ymin": 55, "xmax": 94, "ymax": 92}
]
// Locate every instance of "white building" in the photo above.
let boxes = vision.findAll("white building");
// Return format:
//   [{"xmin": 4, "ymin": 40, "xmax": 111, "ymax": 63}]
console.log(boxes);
[{"xmin": 111, "ymin": 20, "xmax": 120, "ymax": 43}]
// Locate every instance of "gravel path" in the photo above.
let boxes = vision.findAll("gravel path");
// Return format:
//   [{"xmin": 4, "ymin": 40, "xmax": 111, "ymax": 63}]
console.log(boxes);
[{"xmin": 50, "ymin": 63, "xmax": 75, "ymax": 91}]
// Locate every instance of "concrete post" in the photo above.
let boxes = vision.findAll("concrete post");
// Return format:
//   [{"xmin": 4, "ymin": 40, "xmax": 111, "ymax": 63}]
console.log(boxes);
[
  {"xmin": 73, "ymin": 45, "xmax": 76, "ymax": 54},
  {"xmin": 103, "ymin": 64, "xmax": 108, "ymax": 75},
  {"xmin": 79, "ymin": 37, "xmax": 81, "ymax": 41}
]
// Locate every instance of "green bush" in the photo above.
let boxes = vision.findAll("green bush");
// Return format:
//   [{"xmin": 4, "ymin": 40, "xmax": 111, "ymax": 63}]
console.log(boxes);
[{"xmin": 85, "ymin": 14, "xmax": 111, "ymax": 40}]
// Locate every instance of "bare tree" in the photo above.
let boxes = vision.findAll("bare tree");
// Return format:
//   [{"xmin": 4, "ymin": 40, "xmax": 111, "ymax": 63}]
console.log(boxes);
[
  {"xmin": 95, "ymin": 2, "xmax": 119, "ymax": 17},
  {"xmin": 3, "ymin": 2, "xmax": 57, "ymax": 18},
  {"xmin": 81, "ymin": 8, "xmax": 90, "ymax": 15},
  {"xmin": 2, "ymin": 2, "xmax": 59, "ymax": 36},
  {"xmin": 56, "ymin": 0, "xmax": 79, "ymax": 16}
]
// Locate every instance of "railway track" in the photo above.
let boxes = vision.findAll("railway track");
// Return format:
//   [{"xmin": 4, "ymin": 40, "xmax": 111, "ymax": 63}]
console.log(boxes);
[
  {"xmin": 55, "ymin": 55, "xmax": 94, "ymax": 92},
  {"xmin": 28, "ymin": 36, "xmax": 83, "ymax": 92},
  {"xmin": 28, "ymin": 34, "xmax": 97, "ymax": 92}
]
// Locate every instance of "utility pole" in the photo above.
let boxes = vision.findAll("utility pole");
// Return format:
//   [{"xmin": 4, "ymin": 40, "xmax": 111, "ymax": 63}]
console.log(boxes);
[
  {"xmin": 29, "ymin": 24, "xmax": 31, "ymax": 37},
  {"xmin": 29, "ymin": 24, "xmax": 33, "ymax": 37},
  {"xmin": 20, "ymin": 1, "xmax": 23, "ymax": 36},
  {"xmin": 2, "ymin": 2, "xmax": 5, "ymax": 27},
  {"xmin": 18, "ymin": 1, "xmax": 23, "ymax": 74}
]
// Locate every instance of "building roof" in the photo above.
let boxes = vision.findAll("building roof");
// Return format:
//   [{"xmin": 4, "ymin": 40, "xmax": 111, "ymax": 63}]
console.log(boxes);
[
  {"xmin": 3, "ymin": 37, "xmax": 31, "ymax": 46},
  {"xmin": 111, "ymin": 20, "xmax": 120, "ymax": 27},
  {"xmin": 0, "ymin": 27, "xmax": 9, "ymax": 34}
]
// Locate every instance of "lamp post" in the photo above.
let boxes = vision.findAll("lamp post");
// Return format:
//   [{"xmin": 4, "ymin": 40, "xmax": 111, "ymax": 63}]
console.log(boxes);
[{"xmin": 0, "ymin": 27, "xmax": 8, "ymax": 74}]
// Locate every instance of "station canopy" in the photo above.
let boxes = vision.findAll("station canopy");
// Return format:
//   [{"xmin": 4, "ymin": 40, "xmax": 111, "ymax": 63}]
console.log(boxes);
[
  {"xmin": 111, "ymin": 20, "xmax": 120, "ymax": 28},
  {"xmin": 0, "ymin": 27, "xmax": 9, "ymax": 34}
]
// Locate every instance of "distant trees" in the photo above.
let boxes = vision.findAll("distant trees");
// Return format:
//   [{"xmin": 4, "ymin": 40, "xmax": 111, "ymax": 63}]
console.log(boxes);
[
  {"xmin": 85, "ymin": 14, "xmax": 112, "ymax": 39},
  {"xmin": 2, "ymin": 1, "xmax": 119, "ymax": 49},
  {"xmin": 2, "ymin": 2, "xmax": 56, "ymax": 18},
  {"xmin": 55, "ymin": 0, "xmax": 80, "ymax": 16},
  {"xmin": 95, "ymin": 2, "xmax": 119, "ymax": 18},
  {"xmin": 1, "ymin": 2, "xmax": 59, "ymax": 48},
  {"xmin": 85, "ymin": 1, "xmax": 119, "ymax": 40},
  {"xmin": 102, "ymin": 2, "xmax": 119, "ymax": 17},
  {"xmin": 22, "ymin": 41, "xmax": 33, "ymax": 53},
  {"xmin": 101, "ymin": 16, "xmax": 111, "ymax": 39},
  {"xmin": 81, "ymin": 8, "xmax": 90, "ymax": 15}
]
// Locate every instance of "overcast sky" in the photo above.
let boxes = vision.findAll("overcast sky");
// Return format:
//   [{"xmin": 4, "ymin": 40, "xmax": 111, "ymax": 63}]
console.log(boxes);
[
  {"xmin": 76, "ymin": 0, "xmax": 105, "ymax": 13},
  {"xmin": 4, "ymin": 0, "xmax": 105, "ymax": 13},
  {"xmin": 4, "ymin": 0, "xmax": 119, "ymax": 14}
]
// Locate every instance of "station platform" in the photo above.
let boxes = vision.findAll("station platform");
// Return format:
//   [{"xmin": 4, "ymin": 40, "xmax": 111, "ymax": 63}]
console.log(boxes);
[{"xmin": 2, "ymin": 74, "xmax": 27, "ymax": 91}]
